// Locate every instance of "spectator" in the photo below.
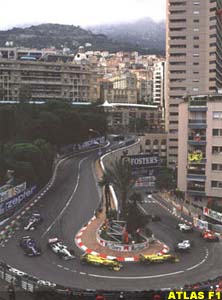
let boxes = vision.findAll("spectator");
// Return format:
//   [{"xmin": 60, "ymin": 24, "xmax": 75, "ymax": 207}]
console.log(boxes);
[{"xmin": 7, "ymin": 279, "xmax": 16, "ymax": 300}]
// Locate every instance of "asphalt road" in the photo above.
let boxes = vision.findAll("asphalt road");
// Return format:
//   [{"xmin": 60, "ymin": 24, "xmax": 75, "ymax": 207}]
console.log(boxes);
[{"xmin": 0, "ymin": 149, "xmax": 222, "ymax": 291}]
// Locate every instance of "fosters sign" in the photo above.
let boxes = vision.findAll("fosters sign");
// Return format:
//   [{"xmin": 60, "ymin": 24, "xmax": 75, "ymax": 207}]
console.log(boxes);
[
  {"xmin": 203, "ymin": 207, "xmax": 222, "ymax": 223},
  {"xmin": 122, "ymin": 154, "xmax": 159, "ymax": 168}
]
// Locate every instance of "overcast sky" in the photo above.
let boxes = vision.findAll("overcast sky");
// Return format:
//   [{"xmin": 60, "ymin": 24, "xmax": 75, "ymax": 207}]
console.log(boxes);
[{"xmin": 0, "ymin": 0, "xmax": 166, "ymax": 30}]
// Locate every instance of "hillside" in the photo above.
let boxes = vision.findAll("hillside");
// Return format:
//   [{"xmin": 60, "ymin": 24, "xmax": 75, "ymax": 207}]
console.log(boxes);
[
  {"xmin": 0, "ymin": 22, "xmax": 165, "ymax": 54},
  {"xmin": 89, "ymin": 18, "xmax": 165, "ymax": 54}
]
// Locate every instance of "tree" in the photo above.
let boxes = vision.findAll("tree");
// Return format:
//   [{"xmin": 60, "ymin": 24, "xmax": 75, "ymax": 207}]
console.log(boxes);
[
  {"xmin": 6, "ymin": 142, "xmax": 49, "ymax": 186},
  {"xmin": 155, "ymin": 167, "xmax": 176, "ymax": 191},
  {"xmin": 99, "ymin": 172, "xmax": 112, "ymax": 218},
  {"xmin": 126, "ymin": 202, "xmax": 148, "ymax": 235},
  {"xmin": 102, "ymin": 158, "xmax": 135, "ymax": 220}
]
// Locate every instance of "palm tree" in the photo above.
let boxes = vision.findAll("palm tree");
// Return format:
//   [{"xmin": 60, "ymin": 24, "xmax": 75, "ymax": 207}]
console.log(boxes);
[
  {"xmin": 99, "ymin": 172, "xmax": 111, "ymax": 217},
  {"xmin": 100, "ymin": 158, "xmax": 135, "ymax": 220}
]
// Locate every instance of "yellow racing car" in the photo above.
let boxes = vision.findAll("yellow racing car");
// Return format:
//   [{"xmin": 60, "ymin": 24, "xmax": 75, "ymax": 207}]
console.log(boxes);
[
  {"xmin": 80, "ymin": 253, "xmax": 122, "ymax": 271},
  {"xmin": 139, "ymin": 253, "xmax": 179, "ymax": 264}
]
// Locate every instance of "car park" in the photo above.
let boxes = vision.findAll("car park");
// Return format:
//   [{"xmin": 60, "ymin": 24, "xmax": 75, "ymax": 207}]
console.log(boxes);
[
  {"xmin": 80, "ymin": 253, "xmax": 122, "ymax": 271},
  {"xmin": 139, "ymin": 253, "xmax": 179, "ymax": 264},
  {"xmin": 24, "ymin": 213, "xmax": 43, "ymax": 231},
  {"xmin": 174, "ymin": 240, "xmax": 192, "ymax": 252},
  {"xmin": 201, "ymin": 231, "xmax": 220, "ymax": 242},
  {"xmin": 177, "ymin": 223, "xmax": 193, "ymax": 232},
  {"xmin": 19, "ymin": 236, "xmax": 41, "ymax": 256},
  {"xmin": 47, "ymin": 238, "xmax": 76, "ymax": 260}
]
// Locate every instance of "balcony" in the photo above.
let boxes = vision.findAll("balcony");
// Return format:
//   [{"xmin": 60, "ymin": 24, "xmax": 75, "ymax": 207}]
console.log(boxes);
[
  {"xmin": 188, "ymin": 119, "xmax": 207, "ymax": 129},
  {"xmin": 187, "ymin": 168, "xmax": 205, "ymax": 176},
  {"xmin": 187, "ymin": 189, "xmax": 206, "ymax": 196},
  {"xmin": 187, "ymin": 174, "xmax": 206, "ymax": 182},
  {"xmin": 188, "ymin": 100, "xmax": 207, "ymax": 112},
  {"xmin": 188, "ymin": 135, "xmax": 207, "ymax": 146},
  {"xmin": 187, "ymin": 185, "xmax": 205, "ymax": 196}
]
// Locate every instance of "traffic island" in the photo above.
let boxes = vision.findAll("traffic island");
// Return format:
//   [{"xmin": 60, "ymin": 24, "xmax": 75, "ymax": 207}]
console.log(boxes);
[{"xmin": 75, "ymin": 212, "xmax": 169, "ymax": 262}]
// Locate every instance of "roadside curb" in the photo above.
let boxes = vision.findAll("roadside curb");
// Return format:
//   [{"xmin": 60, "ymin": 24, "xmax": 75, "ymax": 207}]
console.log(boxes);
[{"xmin": 75, "ymin": 216, "xmax": 170, "ymax": 262}]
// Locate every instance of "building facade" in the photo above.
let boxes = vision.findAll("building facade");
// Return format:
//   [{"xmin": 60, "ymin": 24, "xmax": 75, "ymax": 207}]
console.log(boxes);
[
  {"xmin": 153, "ymin": 60, "xmax": 165, "ymax": 107},
  {"xmin": 102, "ymin": 102, "xmax": 163, "ymax": 132},
  {"xmin": 166, "ymin": 0, "xmax": 222, "ymax": 167},
  {"xmin": 0, "ymin": 59, "xmax": 92, "ymax": 102},
  {"xmin": 178, "ymin": 94, "xmax": 222, "ymax": 216}
]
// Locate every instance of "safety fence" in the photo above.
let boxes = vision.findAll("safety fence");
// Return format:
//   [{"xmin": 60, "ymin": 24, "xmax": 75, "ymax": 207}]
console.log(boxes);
[{"xmin": 1, "ymin": 260, "xmax": 222, "ymax": 300}]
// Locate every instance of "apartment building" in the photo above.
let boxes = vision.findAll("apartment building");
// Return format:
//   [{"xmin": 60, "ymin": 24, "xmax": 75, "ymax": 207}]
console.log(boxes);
[
  {"xmin": 102, "ymin": 102, "xmax": 162, "ymax": 132},
  {"xmin": 0, "ymin": 59, "xmax": 92, "ymax": 102},
  {"xmin": 178, "ymin": 94, "xmax": 222, "ymax": 217},
  {"xmin": 153, "ymin": 60, "xmax": 166, "ymax": 107},
  {"xmin": 166, "ymin": 0, "xmax": 222, "ymax": 167}
]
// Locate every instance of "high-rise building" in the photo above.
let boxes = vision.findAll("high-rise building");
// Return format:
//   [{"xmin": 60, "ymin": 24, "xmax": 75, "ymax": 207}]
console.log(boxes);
[
  {"xmin": 153, "ymin": 60, "xmax": 165, "ymax": 108},
  {"xmin": 166, "ymin": 0, "xmax": 222, "ymax": 167},
  {"xmin": 178, "ymin": 94, "xmax": 222, "ymax": 218}
]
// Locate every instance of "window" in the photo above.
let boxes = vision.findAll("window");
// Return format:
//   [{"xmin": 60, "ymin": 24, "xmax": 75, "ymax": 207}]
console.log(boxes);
[
  {"xmin": 193, "ymin": 11, "xmax": 199, "ymax": 14},
  {"xmin": 153, "ymin": 140, "xmax": 159, "ymax": 146},
  {"xmin": 211, "ymin": 181, "xmax": 222, "ymax": 188},
  {"xmin": 170, "ymin": 112, "xmax": 179, "ymax": 116},
  {"xmin": 213, "ymin": 111, "xmax": 222, "ymax": 119},
  {"xmin": 212, "ymin": 164, "xmax": 222, "ymax": 171},
  {"xmin": 212, "ymin": 146, "xmax": 222, "ymax": 154},
  {"xmin": 145, "ymin": 139, "xmax": 151, "ymax": 146},
  {"xmin": 213, "ymin": 129, "xmax": 222, "ymax": 136}
]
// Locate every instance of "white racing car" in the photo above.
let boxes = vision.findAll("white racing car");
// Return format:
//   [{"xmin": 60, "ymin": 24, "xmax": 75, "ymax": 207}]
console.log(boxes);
[
  {"xmin": 47, "ymin": 238, "xmax": 76, "ymax": 260},
  {"xmin": 174, "ymin": 240, "xmax": 193, "ymax": 252},
  {"xmin": 177, "ymin": 223, "xmax": 193, "ymax": 232},
  {"xmin": 24, "ymin": 213, "xmax": 43, "ymax": 231}
]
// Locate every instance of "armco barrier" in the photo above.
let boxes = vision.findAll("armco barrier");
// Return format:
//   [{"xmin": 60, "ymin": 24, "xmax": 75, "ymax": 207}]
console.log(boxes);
[{"xmin": 1, "ymin": 260, "xmax": 222, "ymax": 299}]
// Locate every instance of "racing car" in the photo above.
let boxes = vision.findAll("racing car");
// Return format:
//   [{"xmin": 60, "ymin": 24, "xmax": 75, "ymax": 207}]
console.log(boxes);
[
  {"xmin": 200, "ymin": 230, "xmax": 220, "ymax": 242},
  {"xmin": 19, "ymin": 236, "xmax": 41, "ymax": 256},
  {"xmin": 24, "ymin": 213, "xmax": 43, "ymax": 231},
  {"xmin": 47, "ymin": 238, "xmax": 76, "ymax": 260},
  {"xmin": 177, "ymin": 223, "xmax": 193, "ymax": 232},
  {"xmin": 80, "ymin": 253, "xmax": 122, "ymax": 271},
  {"xmin": 174, "ymin": 240, "xmax": 192, "ymax": 252},
  {"xmin": 139, "ymin": 253, "xmax": 179, "ymax": 264}
]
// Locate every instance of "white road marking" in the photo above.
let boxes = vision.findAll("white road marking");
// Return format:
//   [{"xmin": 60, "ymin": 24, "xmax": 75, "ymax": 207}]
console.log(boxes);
[
  {"xmin": 80, "ymin": 272, "xmax": 86, "ymax": 275},
  {"xmin": 41, "ymin": 156, "xmax": 88, "ymax": 238},
  {"xmin": 87, "ymin": 270, "xmax": 185, "ymax": 280},
  {"xmin": 64, "ymin": 267, "xmax": 69, "ymax": 271}
]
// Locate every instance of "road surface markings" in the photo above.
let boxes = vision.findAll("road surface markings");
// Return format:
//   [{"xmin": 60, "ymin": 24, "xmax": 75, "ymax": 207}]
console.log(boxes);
[{"xmin": 41, "ymin": 156, "xmax": 88, "ymax": 238}]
